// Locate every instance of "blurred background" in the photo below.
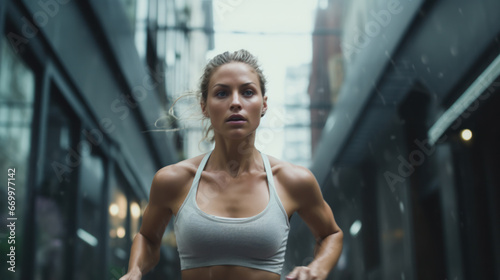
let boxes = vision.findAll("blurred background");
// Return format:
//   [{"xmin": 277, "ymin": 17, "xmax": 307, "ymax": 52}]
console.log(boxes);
[{"xmin": 0, "ymin": 0, "xmax": 499, "ymax": 279}]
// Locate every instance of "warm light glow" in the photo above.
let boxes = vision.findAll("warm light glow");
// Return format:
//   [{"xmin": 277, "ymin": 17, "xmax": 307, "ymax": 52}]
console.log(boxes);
[
  {"xmin": 109, "ymin": 204, "xmax": 119, "ymax": 216},
  {"xmin": 117, "ymin": 193, "xmax": 127, "ymax": 219},
  {"xmin": 117, "ymin": 227, "xmax": 126, "ymax": 238},
  {"xmin": 131, "ymin": 202, "xmax": 141, "ymax": 219},
  {"xmin": 109, "ymin": 229, "xmax": 116, "ymax": 238},
  {"xmin": 461, "ymin": 129, "xmax": 472, "ymax": 141}
]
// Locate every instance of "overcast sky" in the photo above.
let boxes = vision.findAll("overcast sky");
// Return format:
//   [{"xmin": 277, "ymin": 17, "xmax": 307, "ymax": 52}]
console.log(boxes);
[{"xmin": 209, "ymin": 0, "xmax": 319, "ymax": 159}]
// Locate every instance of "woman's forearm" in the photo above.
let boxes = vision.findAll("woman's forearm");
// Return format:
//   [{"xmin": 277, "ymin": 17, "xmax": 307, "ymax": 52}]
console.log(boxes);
[
  {"xmin": 126, "ymin": 232, "xmax": 161, "ymax": 276},
  {"xmin": 308, "ymin": 230, "xmax": 344, "ymax": 279}
]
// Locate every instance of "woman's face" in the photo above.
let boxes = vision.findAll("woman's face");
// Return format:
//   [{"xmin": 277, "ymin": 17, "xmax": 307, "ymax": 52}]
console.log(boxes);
[{"xmin": 203, "ymin": 62, "xmax": 267, "ymax": 141}]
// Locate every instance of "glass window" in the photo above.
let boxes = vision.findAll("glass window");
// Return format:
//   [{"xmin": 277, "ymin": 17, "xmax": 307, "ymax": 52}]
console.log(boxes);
[
  {"xmin": 129, "ymin": 199, "xmax": 146, "ymax": 242},
  {"xmin": 108, "ymin": 170, "xmax": 130, "ymax": 278},
  {"xmin": 108, "ymin": 168, "xmax": 149, "ymax": 278},
  {"xmin": 0, "ymin": 34, "xmax": 35, "ymax": 280},
  {"xmin": 119, "ymin": 0, "xmax": 138, "ymax": 31},
  {"xmin": 34, "ymin": 86, "xmax": 80, "ymax": 280},
  {"xmin": 73, "ymin": 148, "xmax": 106, "ymax": 280},
  {"xmin": 117, "ymin": 0, "xmax": 150, "ymax": 61},
  {"xmin": 134, "ymin": 0, "xmax": 149, "ymax": 60}
]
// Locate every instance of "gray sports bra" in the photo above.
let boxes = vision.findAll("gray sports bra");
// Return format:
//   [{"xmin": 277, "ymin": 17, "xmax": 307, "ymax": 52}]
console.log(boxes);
[{"xmin": 173, "ymin": 150, "xmax": 290, "ymax": 275}]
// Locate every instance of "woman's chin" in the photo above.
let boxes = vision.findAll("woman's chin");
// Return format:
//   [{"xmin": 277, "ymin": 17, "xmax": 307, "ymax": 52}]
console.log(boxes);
[{"xmin": 216, "ymin": 130, "xmax": 255, "ymax": 141}]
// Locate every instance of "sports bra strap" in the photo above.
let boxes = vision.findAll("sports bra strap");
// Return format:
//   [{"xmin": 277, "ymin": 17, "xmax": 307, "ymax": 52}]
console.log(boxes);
[
  {"xmin": 193, "ymin": 150, "xmax": 212, "ymax": 184},
  {"xmin": 261, "ymin": 152, "xmax": 275, "ymax": 189}
]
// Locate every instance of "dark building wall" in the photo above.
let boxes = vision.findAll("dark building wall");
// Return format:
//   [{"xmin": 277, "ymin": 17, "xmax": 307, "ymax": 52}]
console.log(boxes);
[
  {"xmin": 294, "ymin": 0, "xmax": 500, "ymax": 279},
  {"xmin": 19, "ymin": 0, "xmax": 177, "ymax": 190},
  {"xmin": 0, "ymin": 1, "xmax": 188, "ymax": 279}
]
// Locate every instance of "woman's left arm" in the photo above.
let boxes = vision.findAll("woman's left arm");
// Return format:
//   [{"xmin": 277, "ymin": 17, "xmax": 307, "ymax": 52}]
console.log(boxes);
[{"xmin": 285, "ymin": 167, "xmax": 343, "ymax": 280}]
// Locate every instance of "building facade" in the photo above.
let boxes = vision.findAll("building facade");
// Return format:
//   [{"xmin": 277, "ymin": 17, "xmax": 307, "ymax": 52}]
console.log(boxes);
[
  {"xmin": 287, "ymin": 0, "xmax": 500, "ymax": 279},
  {"xmin": 0, "ymin": 1, "xmax": 213, "ymax": 279}
]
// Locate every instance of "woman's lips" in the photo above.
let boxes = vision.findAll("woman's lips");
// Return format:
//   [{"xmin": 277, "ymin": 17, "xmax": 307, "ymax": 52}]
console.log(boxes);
[
  {"xmin": 226, "ymin": 114, "xmax": 246, "ymax": 123},
  {"xmin": 226, "ymin": 120, "xmax": 246, "ymax": 124}
]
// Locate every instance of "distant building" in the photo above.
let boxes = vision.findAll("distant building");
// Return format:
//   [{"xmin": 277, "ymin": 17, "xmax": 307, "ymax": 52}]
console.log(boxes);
[
  {"xmin": 283, "ymin": 63, "xmax": 312, "ymax": 167},
  {"xmin": 308, "ymin": 0, "xmax": 344, "ymax": 156}
]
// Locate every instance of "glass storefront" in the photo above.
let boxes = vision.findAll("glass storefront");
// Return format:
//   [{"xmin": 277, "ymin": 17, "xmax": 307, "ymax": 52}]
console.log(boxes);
[
  {"xmin": 74, "ymin": 148, "xmax": 106, "ymax": 280},
  {"xmin": 0, "ymin": 35, "xmax": 35, "ymax": 280},
  {"xmin": 108, "ymin": 169, "xmax": 146, "ymax": 279},
  {"xmin": 108, "ymin": 173, "xmax": 129, "ymax": 279},
  {"xmin": 0, "ymin": 1, "xmax": 179, "ymax": 279},
  {"xmin": 34, "ymin": 86, "xmax": 80, "ymax": 280}
]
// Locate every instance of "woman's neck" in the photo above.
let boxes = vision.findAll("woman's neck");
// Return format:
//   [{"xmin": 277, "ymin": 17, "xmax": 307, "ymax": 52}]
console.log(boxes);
[{"xmin": 209, "ymin": 135, "xmax": 261, "ymax": 177}]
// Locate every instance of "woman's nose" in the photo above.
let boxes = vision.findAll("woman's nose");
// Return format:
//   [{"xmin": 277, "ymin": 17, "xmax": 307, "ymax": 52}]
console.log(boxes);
[{"xmin": 230, "ymin": 91, "xmax": 242, "ymax": 109}]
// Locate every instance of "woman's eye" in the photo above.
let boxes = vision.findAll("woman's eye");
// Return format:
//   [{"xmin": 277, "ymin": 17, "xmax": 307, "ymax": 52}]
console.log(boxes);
[
  {"xmin": 216, "ymin": 91, "xmax": 227, "ymax": 97},
  {"xmin": 243, "ymin": 90, "xmax": 254, "ymax": 96}
]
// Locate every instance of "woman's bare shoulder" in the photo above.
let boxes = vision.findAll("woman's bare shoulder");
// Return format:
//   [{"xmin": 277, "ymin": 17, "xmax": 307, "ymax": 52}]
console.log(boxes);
[
  {"xmin": 268, "ymin": 156, "xmax": 316, "ymax": 187},
  {"xmin": 266, "ymin": 154, "xmax": 318, "ymax": 193},
  {"xmin": 150, "ymin": 154, "xmax": 207, "ymax": 199}
]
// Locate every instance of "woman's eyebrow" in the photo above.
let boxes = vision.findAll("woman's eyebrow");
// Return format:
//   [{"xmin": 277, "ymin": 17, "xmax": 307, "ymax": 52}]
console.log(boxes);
[
  {"xmin": 212, "ymin": 83, "xmax": 229, "ymax": 88},
  {"xmin": 240, "ymin": 82, "xmax": 257, "ymax": 87},
  {"xmin": 212, "ymin": 82, "xmax": 256, "ymax": 89}
]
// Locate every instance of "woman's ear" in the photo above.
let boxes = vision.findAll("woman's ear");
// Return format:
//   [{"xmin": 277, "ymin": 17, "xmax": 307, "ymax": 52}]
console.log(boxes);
[
  {"xmin": 261, "ymin": 96, "xmax": 268, "ymax": 117},
  {"xmin": 201, "ymin": 102, "xmax": 209, "ymax": 118}
]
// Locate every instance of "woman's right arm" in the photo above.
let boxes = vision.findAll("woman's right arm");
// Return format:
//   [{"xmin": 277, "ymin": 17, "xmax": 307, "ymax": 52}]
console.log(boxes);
[{"xmin": 119, "ymin": 165, "xmax": 184, "ymax": 279}]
